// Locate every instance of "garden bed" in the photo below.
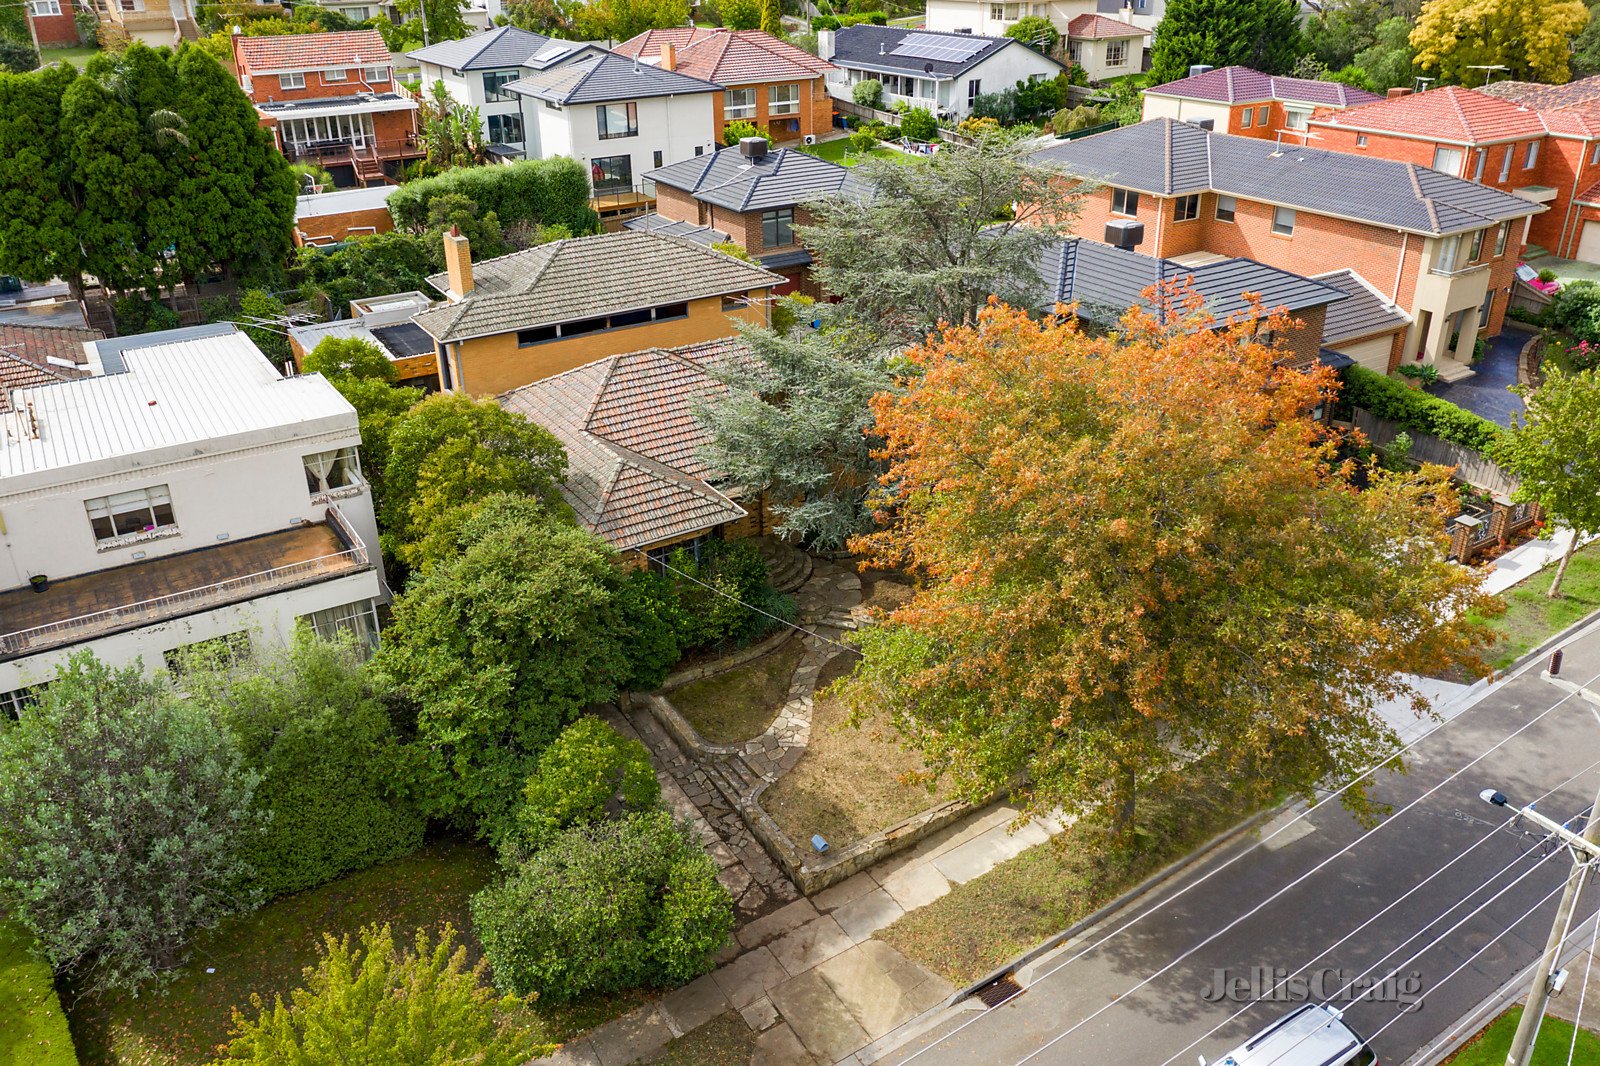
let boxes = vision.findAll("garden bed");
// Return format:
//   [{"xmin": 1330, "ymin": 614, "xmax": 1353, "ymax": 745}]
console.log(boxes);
[
  {"xmin": 66, "ymin": 838, "xmax": 646, "ymax": 1065},
  {"xmin": 667, "ymin": 639, "xmax": 808, "ymax": 744}
]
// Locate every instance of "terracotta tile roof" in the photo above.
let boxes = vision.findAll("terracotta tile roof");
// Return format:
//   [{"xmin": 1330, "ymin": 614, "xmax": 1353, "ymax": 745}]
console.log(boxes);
[
  {"xmin": 235, "ymin": 30, "xmax": 391, "ymax": 74},
  {"xmin": 1065, "ymin": 13, "xmax": 1146, "ymax": 39},
  {"xmin": 1480, "ymin": 74, "xmax": 1600, "ymax": 111},
  {"xmin": 498, "ymin": 341, "xmax": 750, "ymax": 550},
  {"xmin": 1535, "ymin": 100, "xmax": 1600, "ymax": 138},
  {"xmin": 1312, "ymin": 85, "xmax": 1546, "ymax": 144},
  {"xmin": 0, "ymin": 324, "xmax": 100, "ymax": 412},
  {"xmin": 615, "ymin": 27, "xmax": 833, "ymax": 85},
  {"xmin": 1146, "ymin": 65, "xmax": 1381, "ymax": 108}
]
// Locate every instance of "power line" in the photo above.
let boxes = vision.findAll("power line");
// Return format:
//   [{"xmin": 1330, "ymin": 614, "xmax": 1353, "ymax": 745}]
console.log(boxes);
[{"xmin": 1565, "ymin": 901, "xmax": 1600, "ymax": 1066}]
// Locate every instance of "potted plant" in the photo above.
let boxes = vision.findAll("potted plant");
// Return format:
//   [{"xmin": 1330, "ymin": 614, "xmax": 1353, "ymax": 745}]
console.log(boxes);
[{"xmin": 28, "ymin": 574, "xmax": 48, "ymax": 593}]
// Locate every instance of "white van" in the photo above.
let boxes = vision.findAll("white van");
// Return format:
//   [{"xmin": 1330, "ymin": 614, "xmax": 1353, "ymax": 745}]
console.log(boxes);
[{"xmin": 1202, "ymin": 1004, "xmax": 1377, "ymax": 1066}]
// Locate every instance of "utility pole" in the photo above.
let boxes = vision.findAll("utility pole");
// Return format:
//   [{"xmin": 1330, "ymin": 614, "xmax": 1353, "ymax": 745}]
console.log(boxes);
[{"xmin": 1481, "ymin": 650, "xmax": 1600, "ymax": 1066}]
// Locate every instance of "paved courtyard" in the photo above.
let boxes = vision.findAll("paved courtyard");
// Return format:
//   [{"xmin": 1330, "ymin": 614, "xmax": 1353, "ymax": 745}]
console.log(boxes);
[{"xmin": 1423, "ymin": 327, "xmax": 1527, "ymax": 426}]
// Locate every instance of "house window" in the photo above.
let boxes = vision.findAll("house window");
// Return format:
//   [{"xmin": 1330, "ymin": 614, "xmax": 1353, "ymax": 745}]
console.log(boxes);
[
  {"xmin": 324, "ymin": 67, "xmax": 348, "ymax": 83},
  {"xmin": 1592, "ymin": 142, "xmax": 1600, "ymax": 166},
  {"xmin": 0, "ymin": 684, "xmax": 45, "ymax": 720},
  {"xmin": 544, "ymin": 99, "xmax": 562, "ymax": 111},
  {"xmin": 1469, "ymin": 227, "xmax": 1485, "ymax": 262},
  {"xmin": 590, "ymin": 154, "xmax": 632, "ymax": 193},
  {"xmin": 968, "ymin": 79, "xmax": 981, "ymax": 108},
  {"xmin": 1525, "ymin": 140, "xmax": 1539, "ymax": 169},
  {"xmin": 300, "ymin": 599, "xmax": 380, "ymax": 650},
  {"xmin": 722, "ymin": 294, "xmax": 746, "ymax": 311},
  {"xmin": 118, "ymin": 0, "xmax": 143, "ymax": 11},
  {"xmin": 165, "ymin": 632, "xmax": 252, "ymax": 678},
  {"xmin": 1356, "ymin": 133, "xmax": 1367, "ymax": 147},
  {"xmin": 304, "ymin": 447, "xmax": 362, "ymax": 495},
  {"xmin": 1105, "ymin": 40, "xmax": 1127, "ymax": 67},
  {"xmin": 1478, "ymin": 289, "xmax": 1493, "ymax": 329},
  {"xmin": 29, "ymin": 0, "xmax": 62, "ymax": 15},
  {"xmin": 1284, "ymin": 108, "xmax": 1309, "ymax": 131},
  {"xmin": 517, "ymin": 325, "xmax": 559, "ymax": 346},
  {"xmin": 725, "ymin": 87, "xmax": 757, "ymax": 120},
  {"xmin": 1435, "ymin": 233, "xmax": 1462, "ymax": 273},
  {"xmin": 769, "ymin": 83, "xmax": 801, "ymax": 117},
  {"xmin": 1499, "ymin": 146, "xmax": 1512, "ymax": 181},
  {"xmin": 1240, "ymin": 107, "xmax": 1253, "ymax": 129},
  {"xmin": 362, "ymin": 65, "xmax": 389, "ymax": 83},
  {"xmin": 1173, "ymin": 194, "xmax": 1199, "ymax": 221},
  {"xmin": 86, "ymin": 485, "xmax": 176, "ymax": 542},
  {"xmin": 1495, "ymin": 219, "xmax": 1511, "ymax": 256},
  {"xmin": 1068, "ymin": 41, "xmax": 1082, "ymax": 63},
  {"xmin": 762, "ymin": 207, "xmax": 794, "ymax": 247},
  {"xmin": 488, "ymin": 112, "xmax": 524, "ymax": 144},
  {"xmin": 1256, "ymin": 105, "xmax": 1268, "ymax": 126},
  {"xmin": 280, "ymin": 71, "xmax": 306, "ymax": 90},
  {"xmin": 1432, "ymin": 145, "xmax": 1463, "ymax": 174},
  {"xmin": 597, "ymin": 102, "xmax": 638, "ymax": 139},
  {"xmin": 1271, "ymin": 206, "xmax": 1295, "ymax": 236},
  {"xmin": 1111, "ymin": 187, "xmax": 1139, "ymax": 216},
  {"xmin": 1215, "ymin": 194, "xmax": 1236, "ymax": 222},
  {"xmin": 483, "ymin": 70, "xmax": 519, "ymax": 101},
  {"xmin": 653, "ymin": 149, "xmax": 664, "ymax": 168},
  {"xmin": 989, "ymin": 3, "xmax": 1003, "ymax": 16}
]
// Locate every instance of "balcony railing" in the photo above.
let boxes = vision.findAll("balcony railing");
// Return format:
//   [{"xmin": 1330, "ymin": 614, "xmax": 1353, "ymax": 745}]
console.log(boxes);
[{"xmin": 283, "ymin": 135, "xmax": 426, "ymax": 166}]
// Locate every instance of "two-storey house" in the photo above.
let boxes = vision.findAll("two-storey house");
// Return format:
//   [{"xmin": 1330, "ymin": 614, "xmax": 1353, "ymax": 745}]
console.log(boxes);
[
  {"xmin": 1033, "ymin": 118, "xmax": 1543, "ymax": 377},
  {"xmin": 628, "ymin": 137, "xmax": 870, "ymax": 294},
  {"xmin": 412, "ymin": 228, "xmax": 782, "ymax": 396},
  {"xmin": 26, "ymin": 0, "xmax": 81, "ymax": 46},
  {"xmin": 822, "ymin": 25, "xmax": 1067, "ymax": 118},
  {"xmin": 615, "ymin": 28, "xmax": 835, "ymax": 145},
  {"xmin": 234, "ymin": 29, "xmax": 424, "ymax": 187},
  {"xmin": 1141, "ymin": 65, "xmax": 1381, "ymax": 140},
  {"xmin": 0, "ymin": 324, "xmax": 386, "ymax": 706}
]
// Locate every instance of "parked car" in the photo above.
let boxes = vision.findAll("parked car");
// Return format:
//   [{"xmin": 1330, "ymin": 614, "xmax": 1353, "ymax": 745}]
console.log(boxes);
[{"xmin": 1202, "ymin": 1004, "xmax": 1377, "ymax": 1066}]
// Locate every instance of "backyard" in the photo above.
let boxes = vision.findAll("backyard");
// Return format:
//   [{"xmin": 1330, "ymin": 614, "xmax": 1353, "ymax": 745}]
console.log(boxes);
[
  {"xmin": 800, "ymin": 137, "xmax": 917, "ymax": 167},
  {"xmin": 1477, "ymin": 540, "xmax": 1600, "ymax": 669},
  {"xmin": 66, "ymin": 838, "xmax": 646, "ymax": 1065},
  {"xmin": 40, "ymin": 45, "xmax": 101, "ymax": 68},
  {"xmin": 1, "ymin": 921, "xmax": 75, "ymax": 1066}
]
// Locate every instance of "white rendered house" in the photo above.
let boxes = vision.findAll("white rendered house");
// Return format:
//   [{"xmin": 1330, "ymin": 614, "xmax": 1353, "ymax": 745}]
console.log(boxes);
[
  {"xmin": 923, "ymin": 0, "xmax": 1163, "ymax": 38},
  {"xmin": 822, "ymin": 25, "xmax": 1068, "ymax": 118},
  {"xmin": 0, "ymin": 324, "xmax": 387, "ymax": 707}
]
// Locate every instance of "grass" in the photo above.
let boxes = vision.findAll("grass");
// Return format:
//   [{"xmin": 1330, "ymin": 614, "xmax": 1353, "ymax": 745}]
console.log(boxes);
[
  {"xmin": 668, "ymin": 638, "xmax": 806, "ymax": 743},
  {"xmin": 645, "ymin": 1010, "xmax": 758, "ymax": 1064},
  {"xmin": 1445, "ymin": 1006, "xmax": 1600, "ymax": 1064},
  {"xmin": 763, "ymin": 650, "xmax": 952, "ymax": 849},
  {"xmin": 67, "ymin": 837, "xmax": 647, "ymax": 1065},
  {"xmin": 39, "ymin": 45, "xmax": 101, "ymax": 68},
  {"xmin": 1, "ymin": 921, "xmax": 77, "ymax": 1066},
  {"xmin": 1477, "ymin": 539, "xmax": 1600, "ymax": 669},
  {"xmin": 799, "ymin": 137, "xmax": 916, "ymax": 167},
  {"xmin": 874, "ymin": 772, "xmax": 1261, "ymax": 985}
]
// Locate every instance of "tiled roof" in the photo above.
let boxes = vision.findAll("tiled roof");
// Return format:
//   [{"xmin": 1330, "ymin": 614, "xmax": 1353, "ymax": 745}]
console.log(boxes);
[
  {"xmin": 0, "ymin": 351, "xmax": 74, "ymax": 412},
  {"xmin": 406, "ymin": 26, "xmax": 558, "ymax": 70},
  {"xmin": 1145, "ymin": 65, "xmax": 1381, "ymax": 108},
  {"xmin": 615, "ymin": 28, "xmax": 833, "ymax": 84},
  {"xmin": 235, "ymin": 30, "xmax": 390, "ymax": 73},
  {"xmin": 647, "ymin": 145, "xmax": 871, "ymax": 211},
  {"xmin": 414, "ymin": 231, "xmax": 784, "ymax": 343},
  {"xmin": 623, "ymin": 213, "xmax": 730, "ymax": 246},
  {"xmin": 1480, "ymin": 74, "xmax": 1600, "ymax": 111},
  {"xmin": 499, "ymin": 341, "xmax": 750, "ymax": 549},
  {"xmin": 1065, "ymin": 13, "xmax": 1146, "ymax": 39},
  {"xmin": 0, "ymin": 323, "xmax": 99, "ymax": 369},
  {"xmin": 503, "ymin": 50, "xmax": 720, "ymax": 104},
  {"xmin": 1312, "ymin": 86, "xmax": 1547, "ymax": 144},
  {"xmin": 1031, "ymin": 118, "xmax": 1543, "ymax": 236},
  {"xmin": 1311, "ymin": 269, "xmax": 1411, "ymax": 344},
  {"xmin": 829, "ymin": 25, "xmax": 1060, "ymax": 79},
  {"xmin": 1036, "ymin": 237, "xmax": 1346, "ymax": 326}
]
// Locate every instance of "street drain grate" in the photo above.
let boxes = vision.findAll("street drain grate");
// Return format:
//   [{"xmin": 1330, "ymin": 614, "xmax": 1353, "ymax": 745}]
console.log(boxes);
[{"xmin": 973, "ymin": 974, "xmax": 1023, "ymax": 1008}]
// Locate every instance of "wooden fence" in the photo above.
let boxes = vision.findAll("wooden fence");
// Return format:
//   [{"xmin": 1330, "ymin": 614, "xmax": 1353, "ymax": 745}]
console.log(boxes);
[{"xmin": 1351, "ymin": 409, "xmax": 1518, "ymax": 495}]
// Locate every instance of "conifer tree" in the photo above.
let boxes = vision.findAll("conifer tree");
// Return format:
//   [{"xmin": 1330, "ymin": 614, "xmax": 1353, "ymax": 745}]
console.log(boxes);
[{"xmin": 1149, "ymin": 0, "xmax": 1307, "ymax": 85}]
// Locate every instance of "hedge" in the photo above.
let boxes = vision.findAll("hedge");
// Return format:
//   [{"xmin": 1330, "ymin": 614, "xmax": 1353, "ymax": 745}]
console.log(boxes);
[
  {"xmin": 0, "ymin": 921, "xmax": 77, "ymax": 1066},
  {"xmin": 388, "ymin": 158, "xmax": 599, "ymax": 236},
  {"xmin": 1341, "ymin": 365, "xmax": 1506, "ymax": 455},
  {"xmin": 811, "ymin": 12, "xmax": 887, "ymax": 28}
]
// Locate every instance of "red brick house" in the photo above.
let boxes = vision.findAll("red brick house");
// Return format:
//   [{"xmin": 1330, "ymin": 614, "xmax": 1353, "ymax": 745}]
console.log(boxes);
[
  {"xmin": 1033, "ymin": 118, "xmax": 1543, "ymax": 378},
  {"xmin": 26, "ymin": 0, "xmax": 80, "ymax": 46},
  {"xmin": 1141, "ymin": 66, "xmax": 1382, "ymax": 141},
  {"xmin": 232, "ymin": 30, "xmax": 423, "ymax": 186},
  {"xmin": 613, "ymin": 28, "xmax": 834, "ymax": 145}
]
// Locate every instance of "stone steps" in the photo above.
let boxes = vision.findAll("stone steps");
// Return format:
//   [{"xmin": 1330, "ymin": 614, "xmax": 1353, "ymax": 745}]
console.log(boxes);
[{"xmin": 753, "ymin": 537, "xmax": 813, "ymax": 595}]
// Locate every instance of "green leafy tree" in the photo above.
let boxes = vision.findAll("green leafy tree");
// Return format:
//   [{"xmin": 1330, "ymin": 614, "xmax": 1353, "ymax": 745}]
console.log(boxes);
[
  {"xmin": 722, "ymin": 118, "xmax": 768, "ymax": 145},
  {"xmin": 380, "ymin": 392, "xmax": 569, "ymax": 569},
  {"xmin": 471, "ymin": 811, "xmax": 732, "ymax": 1001},
  {"xmin": 291, "ymin": 230, "xmax": 439, "ymax": 316},
  {"xmin": 1150, "ymin": 0, "xmax": 1307, "ymax": 84},
  {"xmin": 1303, "ymin": 0, "xmax": 1385, "ymax": 69},
  {"xmin": 0, "ymin": 653, "xmax": 260, "ymax": 995},
  {"xmin": 721, "ymin": 0, "xmax": 760, "ymax": 28},
  {"xmin": 326, "ymin": 376, "xmax": 423, "ymax": 513},
  {"xmin": 238, "ymin": 288, "xmax": 292, "ymax": 366},
  {"xmin": 1323, "ymin": 63, "xmax": 1377, "ymax": 90},
  {"xmin": 303, "ymin": 335, "xmax": 397, "ymax": 381},
  {"xmin": 573, "ymin": 0, "xmax": 690, "ymax": 40},
  {"xmin": 375, "ymin": 497, "xmax": 632, "ymax": 830},
  {"xmin": 391, "ymin": 0, "xmax": 473, "ymax": 43},
  {"xmin": 1501, "ymin": 367, "xmax": 1600, "ymax": 598},
  {"xmin": 1411, "ymin": 0, "xmax": 1588, "ymax": 85},
  {"xmin": 899, "ymin": 106, "xmax": 937, "ymax": 141},
  {"xmin": 0, "ymin": 39, "xmax": 38, "ymax": 74},
  {"xmin": 503, "ymin": 0, "xmax": 582, "ymax": 36},
  {"xmin": 1353, "ymin": 16, "xmax": 1417, "ymax": 90},
  {"xmin": 0, "ymin": 64, "xmax": 87, "ymax": 300},
  {"xmin": 1005, "ymin": 14, "xmax": 1059, "ymax": 52},
  {"xmin": 802, "ymin": 135, "xmax": 1085, "ymax": 341},
  {"xmin": 220, "ymin": 924, "xmax": 550, "ymax": 1063},
  {"xmin": 63, "ymin": 67, "xmax": 166, "ymax": 294},
  {"xmin": 504, "ymin": 717, "xmax": 661, "ymax": 859},
  {"xmin": 852, "ymin": 78, "xmax": 884, "ymax": 108},
  {"xmin": 423, "ymin": 192, "xmax": 509, "ymax": 260}
]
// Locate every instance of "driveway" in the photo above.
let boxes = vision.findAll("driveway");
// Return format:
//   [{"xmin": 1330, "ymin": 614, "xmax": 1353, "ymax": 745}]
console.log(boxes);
[{"xmin": 1424, "ymin": 328, "xmax": 1527, "ymax": 427}]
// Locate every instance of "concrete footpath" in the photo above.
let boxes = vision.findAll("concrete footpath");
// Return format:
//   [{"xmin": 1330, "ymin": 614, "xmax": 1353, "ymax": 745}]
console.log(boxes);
[{"xmin": 541, "ymin": 803, "xmax": 1071, "ymax": 1065}]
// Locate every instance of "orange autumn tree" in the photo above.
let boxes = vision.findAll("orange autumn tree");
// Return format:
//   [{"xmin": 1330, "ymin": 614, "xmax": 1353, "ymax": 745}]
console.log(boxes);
[{"xmin": 840, "ymin": 297, "xmax": 1498, "ymax": 838}]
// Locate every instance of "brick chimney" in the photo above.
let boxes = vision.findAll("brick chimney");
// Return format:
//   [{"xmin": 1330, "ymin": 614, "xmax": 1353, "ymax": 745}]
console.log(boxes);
[
  {"xmin": 1387, "ymin": 87, "xmax": 1412, "ymax": 99},
  {"xmin": 443, "ymin": 225, "xmax": 473, "ymax": 299},
  {"xmin": 662, "ymin": 43, "xmax": 676, "ymax": 71}
]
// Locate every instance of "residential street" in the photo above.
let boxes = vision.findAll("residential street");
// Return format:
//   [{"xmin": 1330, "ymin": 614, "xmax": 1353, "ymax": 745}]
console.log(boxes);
[{"xmin": 878, "ymin": 619, "xmax": 1600, "ymax": 1066}]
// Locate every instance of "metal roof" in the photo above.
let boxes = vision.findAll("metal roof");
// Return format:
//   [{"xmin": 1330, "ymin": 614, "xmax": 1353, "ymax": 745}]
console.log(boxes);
[
  {"xmin": 294, "ymin": 184, "xmax": 395, "ymax": 221},
  {"xmin": 256, "ymin": 93, "xmax": 417, "ymax": 121},
  {"xmin": 1312, "ymin": 268, "xmax": 1411, "ymax": 343},
  {"xmin": 832, "ymin": 24, "xmax": 1061, "ymax": 79},
  {"xmin": 623, "ymin": 213, "xmax": 731, "ymax": 246},
  {"xmin": 503, "ymin": 50, "xmax": 720, "ymax": 105},
  {"xmin": 407, "ymin": 26, "xmax": 557, "ymax": 71},
  {"xmin": 646, "ymin": 145, "xmax": 871, "ymax": 211},
  {"xmin": 1031, "ymin": 118, "xmax": 1544, "ymax": 236}
]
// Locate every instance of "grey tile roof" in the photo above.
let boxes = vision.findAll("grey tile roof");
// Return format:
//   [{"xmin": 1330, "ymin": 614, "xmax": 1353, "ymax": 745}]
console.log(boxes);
[
  {"xmin": 503, "ymin": 50, "xmax": 720, "ymax": 105},
  {"xmin": 832, "ymin": 24, "xmax": 1062, "ymax": 80},
  {"xmin": 1311, "ymin": 269, "xmax": 1411, "ymax": 344},
  {"xmin": 407, "ymin": 26, "xmax": 555, "ymax": 71},
  {"xmin": 414, "ymin": 231, "xmax": 784, "ymax": 343},
  {"xmin": 1037, "ymin": 237, "xmax": 1346, "ymax": 327},
  {"xmin": 1144, "ymin": 65, "xmax": 1381, "ymax": 108},
  {"xmin": 498, "ymin": 340, "xmax": 750, "ymax": 549},
  {"xmin": 1031, "ymin": 118, "xmax": 1544, "ymax": 236},
  {"xmin": 623, "ymin": 213, "xmax": 730, "ymax": 246},
  {"xmin": 647, "ymin": 145, "xmax": 872, "ymax": 212}
]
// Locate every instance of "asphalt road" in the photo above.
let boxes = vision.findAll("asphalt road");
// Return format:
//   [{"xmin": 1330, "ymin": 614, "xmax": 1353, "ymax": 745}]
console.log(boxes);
[{"xmin": 880, "ymin": 619, "xmax": 1600, "ymax": 1066}]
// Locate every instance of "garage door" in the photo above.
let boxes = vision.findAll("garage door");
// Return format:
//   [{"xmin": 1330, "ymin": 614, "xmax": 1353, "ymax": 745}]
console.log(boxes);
[
  {"xmin": 1578, "ymin": 220, "xmax": 1600, "ymax": 264},
  {"xmin": 1337, "ymin": 335, "xmax": 1395, "ymax": 373}
]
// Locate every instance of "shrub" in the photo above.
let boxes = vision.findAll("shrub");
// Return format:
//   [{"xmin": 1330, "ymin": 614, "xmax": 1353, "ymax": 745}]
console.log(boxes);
[
  {"xmin": 616, "ymin": 567, "xmax": 689, "ymax": 690},
  {"xmin": 302, "ymin": 335, "xmax": 397, "ymax": 381},
  {"xmin": 1396, "ymin": 362, "xmax": 1439, "ymax": 384},
  {"xmin": 666, "ymin": 538, "xmax": 784, "ymax": 650},
  {"xmin": 470, "ymin": 811, "xmax": 733, "ymax": 1001},
  {"xmin": 387, "ymin": 157, "xmax": 599, "ymax": 236},
  {"xmin": 220, "ymin": 924, "xmax": 548, "ymax": 1063},
  {"xmin": 1538, "ymin": 268, "xmax": 1560, "ymax": 284},
  {"xmin": 1341, "ymin": 365, "xmax": 1505, "ymax": 454},
  {"xmin": 506, "ymin": 718, "xmax": 660, "ymax": 858},
  {"xmin": 239, "ymin": 288, "xmax": 291, "ymax": 366},
  {"xmin": 900, "ymin": 106, "xmax": 938, "ymax": 142},
  {"xmin": 850, "ymin": 128, "xmax": 880, "ymax": 152},
  {"xmin": 1005, "ymin": 14, "xmax": 1059, "ymax": 52},
  {"xmin": 722, "ymin": 120, "xmax": 769, "ymax": 147},
  {"xmin": 1548, "ymin": 278, "xmax": 1600, "ymax": 343},
  {"xmin": 851, "ymin": 78, "xmax": 883, "ymax": 108},
  {"xmin": 711, "ymin": 239, "xmax": 755, "ymax": 262}
]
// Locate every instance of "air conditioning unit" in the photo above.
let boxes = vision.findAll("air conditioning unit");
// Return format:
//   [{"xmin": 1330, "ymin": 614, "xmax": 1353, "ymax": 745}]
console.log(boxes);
[{"xmin": 803, "ymin": 134, "xmax": 817, "ymax": 145}]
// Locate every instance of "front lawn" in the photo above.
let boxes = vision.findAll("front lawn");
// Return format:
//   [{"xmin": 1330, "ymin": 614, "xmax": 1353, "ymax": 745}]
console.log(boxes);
[
  {"xmin": 39, "ymin": 45, "xmax": 101, "ymax": 68},
  {"xmin": 1446, "ymin": 1006, "xmax": 1600, "ymax": 1064},
  {"xmin": 668, "ymin": 639, "xmax": 806, "ymax": 743},
  {"xmin": 1, "ymin": 921, "xmax": 76, "ymax": 1066},
  {"xmin": 874, "ymin": 772, "xmax": 1260, "ymax": 985},
  {"xmin": 1477, "ymin": 539, "xmax": 1600, "ymax": 669},
  {"xmin": 67, "ymin": 838, "xmax": 646, "ymax": 1065}
]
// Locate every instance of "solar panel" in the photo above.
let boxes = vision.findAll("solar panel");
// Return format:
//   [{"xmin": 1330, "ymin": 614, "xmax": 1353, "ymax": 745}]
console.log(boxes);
[{"xmin": 890, "ymin": 32, "xmax": 988, "ymax": 63}]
